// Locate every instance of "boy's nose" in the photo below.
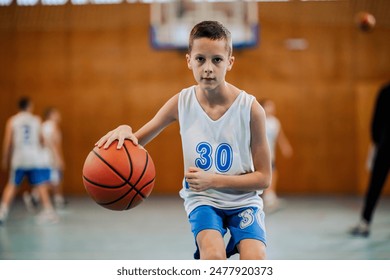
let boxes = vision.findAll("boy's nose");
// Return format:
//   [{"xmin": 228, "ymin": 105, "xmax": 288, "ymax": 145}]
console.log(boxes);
[{"xmin": 204, "ymin": 62, "xmax": 213, "ymax": 74}]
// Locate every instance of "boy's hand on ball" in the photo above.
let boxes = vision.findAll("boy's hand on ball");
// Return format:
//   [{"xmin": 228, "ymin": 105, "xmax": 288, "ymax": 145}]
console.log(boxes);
[{"xmin": 96, "ymin": 125, "xmax": 138, "ymax": 149}]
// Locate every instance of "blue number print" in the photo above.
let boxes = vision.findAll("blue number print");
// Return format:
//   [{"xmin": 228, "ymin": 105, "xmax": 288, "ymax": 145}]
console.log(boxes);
[
  {"xmin": 194, "ymin": 142, "xmax": 233, "ymax": 173},
  {"xmin": 195, "ymin": 142, "xmax": 213, "ymax": 171},
  {"xmin": 215, "ymin": 143, "xmax": 233, "ymax": 172}
]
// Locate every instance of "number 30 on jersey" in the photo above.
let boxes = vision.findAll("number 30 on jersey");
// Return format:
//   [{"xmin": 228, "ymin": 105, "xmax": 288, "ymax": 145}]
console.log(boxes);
[{"xmin": 195, "ymin": 142, "xmax": 233, "ymax": 173}]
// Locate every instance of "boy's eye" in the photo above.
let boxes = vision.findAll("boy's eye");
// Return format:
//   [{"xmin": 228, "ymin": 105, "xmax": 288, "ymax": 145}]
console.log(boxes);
[{"xmin": 193, "ymin": 56, "xmax": 223, "ymax": 64}]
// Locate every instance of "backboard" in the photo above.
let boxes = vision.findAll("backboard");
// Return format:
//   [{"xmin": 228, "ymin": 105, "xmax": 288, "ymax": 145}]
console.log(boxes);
[{"xmin": 150, "ymin": 0, "xmax": 259, "ymax": 51}]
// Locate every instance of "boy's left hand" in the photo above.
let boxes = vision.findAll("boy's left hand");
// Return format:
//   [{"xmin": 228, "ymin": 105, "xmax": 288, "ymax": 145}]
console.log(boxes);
[{"xmin": 185, "ymin": 167, "xmax": 214, "ymax": 192}]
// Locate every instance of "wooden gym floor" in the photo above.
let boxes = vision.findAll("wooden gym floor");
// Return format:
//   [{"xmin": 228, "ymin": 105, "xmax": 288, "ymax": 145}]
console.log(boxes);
[{"xmin": 0, "ymin": 195, "xmax": 389, "ymax": 260}]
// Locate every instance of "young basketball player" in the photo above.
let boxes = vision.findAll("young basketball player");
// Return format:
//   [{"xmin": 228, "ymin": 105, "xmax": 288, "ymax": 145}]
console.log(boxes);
[
  {"xmin": 260, "ymin": 99, "xmax": 293, "ymax": 212},
  {"xmin": 23, "ymin": 107, "xmax": 66, "ymax": 210},
  {"xmin": 0, "ymin": 97, "xmax": 58, "ymax": 225},
  {"xmin": 42, "ymin": 107, "xmax": 66, "ymax": 208},
  {"xmin": 96, "ymin": 21, "xmax": 271, "ymax": 259}
]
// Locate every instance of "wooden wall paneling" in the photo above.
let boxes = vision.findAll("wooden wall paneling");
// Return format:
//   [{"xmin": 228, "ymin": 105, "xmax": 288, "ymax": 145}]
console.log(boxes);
[{"xmin": 0, "ymin": 31, "xmax": 15, "ymax": 188}]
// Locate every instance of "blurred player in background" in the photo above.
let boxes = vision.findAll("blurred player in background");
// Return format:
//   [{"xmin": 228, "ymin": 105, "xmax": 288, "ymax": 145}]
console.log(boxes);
[
  {"xmin": 24, "ymin": 107, "xmax": 66, "ymax": 210},
  {"xmin": 350, "ymin": 83, "xmax": 390, "ymax": 237},
  {"xmin": 260, "ymin": 99, "xmax": 293, "ymax": 212},
  {"xmin": 42, "ymin": 107, "xmax": 66, "ymax": 208},
  {"xmin": 0, "ymin": 97, "xmax": 58, "ymax": 225}
]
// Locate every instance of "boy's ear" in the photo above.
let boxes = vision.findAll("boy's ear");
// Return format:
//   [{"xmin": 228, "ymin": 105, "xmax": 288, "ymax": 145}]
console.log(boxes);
[
  {"xmin": 186, "ymin": 54, "xmax": 192, "ymax": 70},
  {"xmin": 227, "ymin": 55, "xmax": 235, "ymax": 71}
]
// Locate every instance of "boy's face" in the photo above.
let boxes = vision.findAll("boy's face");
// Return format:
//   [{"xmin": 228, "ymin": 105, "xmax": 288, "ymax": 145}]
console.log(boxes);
[{"xmin": 186, "ymin": 38, "xmax": 234, "ymax": 92}]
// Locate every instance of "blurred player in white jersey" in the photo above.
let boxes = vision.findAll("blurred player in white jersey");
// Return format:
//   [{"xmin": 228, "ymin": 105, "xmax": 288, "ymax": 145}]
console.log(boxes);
[
  {"xmin": 42, "ymin": 107, "xmax": 66, "ymax": 208},
  {"xmin": 260, "ymin": 99, "xmax": 293, "ymax": 212},
  {"xmin": 0, "ymin": 97, "xmax": 58, "ymax": 225},
  {"xmin": 23, "ymin": 107, "xmax": 66, "ymax": 209}
]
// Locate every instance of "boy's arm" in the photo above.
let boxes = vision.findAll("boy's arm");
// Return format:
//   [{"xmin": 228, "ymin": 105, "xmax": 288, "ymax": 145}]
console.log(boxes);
[
  {"xmin": 135, "ymin": 94, "xmax": 178, "ymax": 146},
  {"xmin": 55, "ymin": 125, "xmax": 65, "ymax": 169},
  {"xmin": 96, "ymin": 94, "xmax": 179, "ymax": 149},
  {"xmin": 277, "ymin": 126, "xmax": 293, "ymax": 158},
  {"xmin": 185, "ymin": 100, "xmax": 272, "ymax": 192},
  {"xmin": 48, "ymin": 125, "xmax": 65, "ymax": 169}
]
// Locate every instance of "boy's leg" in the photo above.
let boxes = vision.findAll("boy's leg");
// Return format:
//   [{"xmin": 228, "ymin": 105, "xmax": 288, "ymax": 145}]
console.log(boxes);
[
  {"xmin": 226, "ymin": 207, "xmax": 267, "ymax": 259},
  {"xmin": 36, "ymin": 183, "xmax": 54, "ymax": 211},
  {"xmin": 189, "ymin": 205, "xmax": 227, "ymax": 259},
  {"xmin": 0, "ymin": 168, "xmax": 24, "ymax": 224},
  {"xmin": 35, "ymin": 183, "xmax": 59, "ymax": 224},
  {"xmin": 23, "ymin": 190, "xmax": 38, "ymax": 213},
  {"xmin": 237, "ymin": 239, "xmax": 266, "ymax": 260},
  {"xmin": 196, "ymin": 229, "xmax": 226, "ymax": 260},
  {"xmin": 0, "ymin": 183, "xmax": 17, "ymax": 224},
  {"xmin": 0, "ymin": 182, "xmax": 17, "ymax": 209},
  {"xmin": 30, "ymin": 169, "xmax": 59, "ymax": 224},
  {"xmin": 51, "ymin": 169, "xmax": 66, "ymax": 208}
]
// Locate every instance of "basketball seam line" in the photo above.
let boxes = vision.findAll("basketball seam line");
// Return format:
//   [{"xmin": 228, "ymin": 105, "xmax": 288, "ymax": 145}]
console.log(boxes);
[
  {"xmin": 91, "ymin": 149, "xmax": 136, "ymax": 188},
  {"xmin": 126, "ymin": 145, "xmax": 148, "ymax": 191},
  {"xmin": 125, "ymin": 178, "xmax": 155, "ymax": 210},
  {"xmin": 123, "ymin": 144, "xmax": 149, "ymax": 209},
  {"xmin": 82, "ymin": 175, "xmax": 128, "ymax": 189}
]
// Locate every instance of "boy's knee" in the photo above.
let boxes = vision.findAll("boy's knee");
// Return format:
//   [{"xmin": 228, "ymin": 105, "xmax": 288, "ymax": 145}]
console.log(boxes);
[
  {"xmin": 240, "ymin": 249, "xmax": 266, "ymax": 260},
  {"xmin": 238, "ymin": 239, "xmax": 267, "ymax": 260},
  {"xmin": 200, "ymin": 246, "xmax": 226, "ymax": 260},
  {"xmin": 197, "ymin": 229, "xmax": 226, "ymax": 260}
]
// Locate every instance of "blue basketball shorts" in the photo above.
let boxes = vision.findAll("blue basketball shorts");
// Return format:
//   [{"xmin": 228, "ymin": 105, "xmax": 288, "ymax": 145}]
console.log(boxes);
[
  {"xmin": 10, "ymin": 168, "xmax": 50, "ymax": 187},
  {"xmin": 188, "ymin": 205, "xmax": 266, "ymax": 259}
]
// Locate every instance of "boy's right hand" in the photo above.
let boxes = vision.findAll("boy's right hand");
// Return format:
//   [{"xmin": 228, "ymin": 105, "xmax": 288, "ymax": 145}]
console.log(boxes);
[{"xmin": 95, "ymin": 125, "xmax": 138, "ymax": 149}]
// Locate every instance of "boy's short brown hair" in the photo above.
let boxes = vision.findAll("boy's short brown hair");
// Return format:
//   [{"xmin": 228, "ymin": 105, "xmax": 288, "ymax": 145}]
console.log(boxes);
[{"xmin": 188, "ymin": 21, "xmax": 232, "ymax": 56}]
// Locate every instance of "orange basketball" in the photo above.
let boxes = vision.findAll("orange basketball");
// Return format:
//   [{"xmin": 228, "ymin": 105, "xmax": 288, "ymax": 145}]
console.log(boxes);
[
  {"xmin": 355, "ymin": 11, "xmax": 376, "ymax": 32},
  {"xmin": 82, "ymin": 140, "xmax": 155, "ymax": 211}
]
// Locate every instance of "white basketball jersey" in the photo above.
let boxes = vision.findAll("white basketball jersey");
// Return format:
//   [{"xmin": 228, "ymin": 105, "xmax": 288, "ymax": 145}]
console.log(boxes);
[
  {"xmin": 178, "ymin": 86, "xmax": 263, "ymax": 215},
  {"xmin": 10, "ymin": 112, "xmax": 47, "ymax": 168}
]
